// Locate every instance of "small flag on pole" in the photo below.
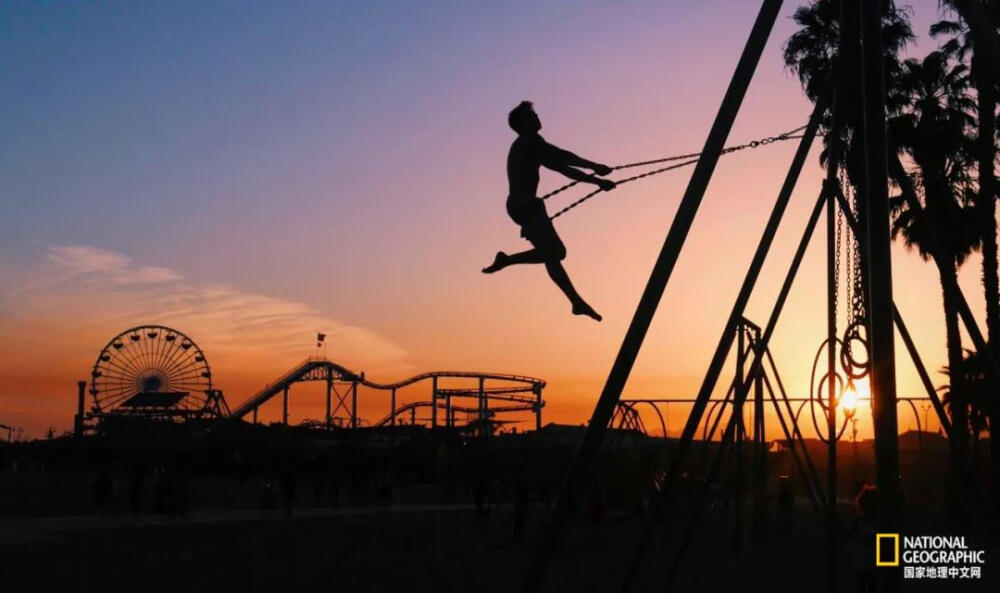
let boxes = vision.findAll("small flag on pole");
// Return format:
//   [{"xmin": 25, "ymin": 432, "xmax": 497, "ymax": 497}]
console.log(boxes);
[{"xmin": 317, "ymin": 332, "xmax": 326, "ymax": 348}]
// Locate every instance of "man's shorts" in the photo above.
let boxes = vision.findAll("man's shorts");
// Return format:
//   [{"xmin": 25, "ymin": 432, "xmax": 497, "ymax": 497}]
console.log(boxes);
[{"xmin": 506, "ymin": 196, "xmax": 565, "ymax": 255}]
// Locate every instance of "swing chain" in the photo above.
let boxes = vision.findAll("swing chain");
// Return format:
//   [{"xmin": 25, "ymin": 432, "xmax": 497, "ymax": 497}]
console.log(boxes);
[
  {"xmin": 540, "ymin": 124, "xmax": 811, "ymax": 214},
  {"xmin": 834, "ymin": 185, "xmax": 842, "ymax": 325},
  {"xmin": 839, "ymin": 173, "xmax": 871, "ymax": 381},
  {"xmin": 851, "ymin": 182, "xmax": 866, "ymax": 321},
  {"xmin": 548, "ymin": 158, "xmax": 700, "ymax": 220}
]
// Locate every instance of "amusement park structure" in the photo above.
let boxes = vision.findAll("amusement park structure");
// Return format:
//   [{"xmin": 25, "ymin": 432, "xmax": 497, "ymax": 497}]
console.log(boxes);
[
  {"xmin": 227, "ymin": 357, "xmax": 545, "ymax": 431},
  {"xmin": 86, "ymin": 325, "xmax": 228, "ymax": 422},
  {"xmin": 79, "ymin": 325, "xmax": 546, "ymax": 433}
]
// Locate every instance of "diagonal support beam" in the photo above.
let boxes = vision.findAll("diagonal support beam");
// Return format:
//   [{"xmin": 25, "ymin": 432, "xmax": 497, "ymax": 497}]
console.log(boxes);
[
  {"xmin": 660, "ymin": 359, "xmax": 757, "ymax": 590},
  {"xmin": 891, "ymin": 308, "xmax": 952, "ymax": 436},
  {"xmin": 622, "ymin": 177, "xmax": 832, "ymax": 591},
  {"xmin": 652, "ymin": 183, "xmax": 833, "ymax": 590},
  {"xmin": 762, "ymin": 366, "xmax": 824, "ymax": 517},
  {"xmin": 760, "ymin": 343, "xmax": 826, "ymax": 518},
  {"xmin": 619, "ymin": 83, "xmax": 832, "ymax": 590},
  {"xmin": 519, "ymin": 3, "xmax": 785, "ymax": 590}
]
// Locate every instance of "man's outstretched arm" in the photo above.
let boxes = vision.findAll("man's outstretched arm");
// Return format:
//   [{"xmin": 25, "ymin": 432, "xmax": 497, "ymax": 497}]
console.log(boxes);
[
  {"xmin": 539, "ymin": 139, "xmax": 612, "ymax": 175},
  {"xmin": 538, "ymin": 139, "xmax": 615, "ymax": 190}
]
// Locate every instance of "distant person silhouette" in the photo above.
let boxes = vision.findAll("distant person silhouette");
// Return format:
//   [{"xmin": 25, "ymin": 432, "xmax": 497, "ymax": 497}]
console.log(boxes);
[{"xmin": 482, "ymin": 101, "xmax": 615, "ymax": 321}]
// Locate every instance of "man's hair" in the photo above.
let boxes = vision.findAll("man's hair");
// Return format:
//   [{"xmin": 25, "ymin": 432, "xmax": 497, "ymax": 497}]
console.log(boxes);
[{"xmin": 508, "ymin": 101, "xmax": 535, "ymax": 133}]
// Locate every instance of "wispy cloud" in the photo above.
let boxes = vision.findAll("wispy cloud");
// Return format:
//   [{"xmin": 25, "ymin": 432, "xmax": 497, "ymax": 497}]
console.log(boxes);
[{"xmin": 2, "ymin": 245, "xmax": 410, "ymax": 377}]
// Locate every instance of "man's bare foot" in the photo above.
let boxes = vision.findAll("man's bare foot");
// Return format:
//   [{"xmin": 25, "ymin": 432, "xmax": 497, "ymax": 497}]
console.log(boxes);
[
  {"xmin": 572, "ymin": 301, "xmax": 602, "ymax": 322},
  {"xmin": 482, "ymin": 252, "xmax": 510, "ymax": 274}
]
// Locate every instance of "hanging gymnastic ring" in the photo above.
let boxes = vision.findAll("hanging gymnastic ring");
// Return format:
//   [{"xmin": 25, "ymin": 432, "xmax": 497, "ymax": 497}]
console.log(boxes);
[
  {"xmin": 808, "ymin": 338, "xmax": 850, "ymax": 443},
  {"xmin": 840, "ymin": 318, "xmax": 870, "ymax": 380}
]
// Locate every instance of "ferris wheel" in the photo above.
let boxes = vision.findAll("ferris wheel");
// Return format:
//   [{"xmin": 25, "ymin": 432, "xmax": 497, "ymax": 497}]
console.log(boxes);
[{"xmin": 89, "ymin": 325, "xmax": 216, "ymax": 418}]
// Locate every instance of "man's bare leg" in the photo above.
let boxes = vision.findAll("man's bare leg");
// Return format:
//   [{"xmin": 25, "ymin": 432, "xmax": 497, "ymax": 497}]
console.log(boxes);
[
  {"xmin": 482, "ymin": 251, "xmax": 601, "ymax": 321},
  {"xmin": 482, "ymin": 249, "xmax": 546, "ymax": 273},
  {"xmin": 544, "ymin": 261, "xmax": 602, "ymax": 322}
]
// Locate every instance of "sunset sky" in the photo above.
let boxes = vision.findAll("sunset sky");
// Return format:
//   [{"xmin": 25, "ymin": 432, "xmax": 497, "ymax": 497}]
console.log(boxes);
[{"xmin": 0, "ymin": 1, "xmax": 986, "ymax": 440}]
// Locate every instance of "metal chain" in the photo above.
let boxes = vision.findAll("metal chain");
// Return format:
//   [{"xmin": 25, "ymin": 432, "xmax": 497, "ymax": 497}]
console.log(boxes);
[
  {"xmin": 834, "ymin": 183, "xmax": 843, "ymax": 326},
  {"xmin": 850, "ymin": 179, "xmax": 865, "ymax": 320},
  {"xmin": 840, "ymin": 168, "xmax": 851, "ymax": 327},
  {"xmin": 543, "ymin": 124, "xmax": 811, "ymax": 220},
  {"xmin": 549, "ymin": 158, "xmax": 699, "ymax": 220},
  {"xmin": 839, "ymin": 173, "xmax": 870, "ymax": 381}
]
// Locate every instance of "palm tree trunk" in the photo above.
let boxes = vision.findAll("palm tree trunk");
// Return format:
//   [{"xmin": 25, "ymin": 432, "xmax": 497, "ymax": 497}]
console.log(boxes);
[
  {"xmin": 976, "ymin": 64, "xmax": 999, "ymax": 347},
  {"xmin": 974, "ymin": 59, "xmax": 1000, "ymax": 516},
  {"xmin": 941, "ymin": 264, "xmax": 971, "ymax": 524}
]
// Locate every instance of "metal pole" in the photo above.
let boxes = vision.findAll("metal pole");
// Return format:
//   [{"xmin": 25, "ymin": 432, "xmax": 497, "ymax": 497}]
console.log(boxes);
[
  {"xmin": 390, "ymin": 387, "xmax": 397, "ymax": 447},
  {"xmin": 446, "ymin": 390, "xmax": 453, "ymax": 429},
  {"xmin": 75, "ymin": 381, "xmax": 86, "ymax": 438},
  {"xmin": 734, "ymin": 322, "xmax": 746, "ymax": 551},
  {"xmin": 431, "ymin": 376, "xmax": 438, "ymax": 430},
  {"xmin": 282, "ymin": 386, "xmax": 289, "ymax": 426},
  {"xmin": 752, "ymin": 325, "xmax": 766, "ymax": 541},
  {"xmin": 351, "ymin": 380, "xmax": 358, "ymax": 429},
  {"xmin": 535, "ymin": 385, "xmax": 543, "ymax": 432},
  {"xmin": 391, "ymin": 388, "xmax": 397, "ymax": 428},
  {"xmin": 861, "ymin": 0, "xmax": 904, "ymax": 564},
  {"xmin": 480, "ymin": 381, "xmax": 486, "ymax": 421},
  {"xmin": 478, "ymin": 377, "xmax": 486, "ymax": 438},
  {"xmin": 536, "ymin": 385, "xmax": 544, "ymax": 451},
  {"xmin": 326, "ymin": 368, "xmax": 332, "ymax": 427},
  {"xmin": 825, "ymin": 167, "xmax": 839, "ymax": 593},
  {"xmin": 824, "ymin": 2, "xmax": 854, "ymax": 585}
]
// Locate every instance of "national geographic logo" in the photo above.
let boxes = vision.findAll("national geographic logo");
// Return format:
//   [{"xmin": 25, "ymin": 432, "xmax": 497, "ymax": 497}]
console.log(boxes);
[
  {"xmin": 876, "ymin": 533, "xmax": 899, "ymax": 567},
  {"xmin": 877, "ymin": 534, "xmax": 986, "ymax": 580}
]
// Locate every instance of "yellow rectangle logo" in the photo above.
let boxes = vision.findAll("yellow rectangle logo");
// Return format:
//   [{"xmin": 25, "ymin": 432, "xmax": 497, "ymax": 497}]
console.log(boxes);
[{"xmin": 876, "ymin": 533, "xmax": 900, "ymax": 567}]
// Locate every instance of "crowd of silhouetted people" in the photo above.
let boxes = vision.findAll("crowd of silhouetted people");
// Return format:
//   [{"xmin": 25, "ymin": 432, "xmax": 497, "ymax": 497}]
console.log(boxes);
[
  {"xmin": 92, "ymin": 459, "xmax": 191, "ymax": 518},
  {"xmin": 7, "ymin": 422, "xmax": 883, "ymax": 558}
]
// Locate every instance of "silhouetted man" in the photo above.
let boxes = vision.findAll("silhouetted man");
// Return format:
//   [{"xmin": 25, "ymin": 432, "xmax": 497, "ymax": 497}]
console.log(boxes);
[{"xmin": 482, "ymin": 101, "xmax": 615, "ymax": 321}]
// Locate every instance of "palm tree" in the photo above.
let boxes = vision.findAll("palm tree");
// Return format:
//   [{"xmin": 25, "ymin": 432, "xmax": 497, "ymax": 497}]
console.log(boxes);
[
  {"xmin": 941, "ymin": 350, "xmax": 993, "ymax": 471},
  {"xmin": 888, "ymin": 50, "xmax": 979, "ymax": 520},
  {"xmin": 931, "ymin": 0, "xmax": 1000, "ymax": 513},
  {"xmin": 932, "ymin": 1, "xmax": 1000, "ymax": 348},
  {"xmin": 783, "ymin": 0, "xmax": 914, "ymax": 190}
]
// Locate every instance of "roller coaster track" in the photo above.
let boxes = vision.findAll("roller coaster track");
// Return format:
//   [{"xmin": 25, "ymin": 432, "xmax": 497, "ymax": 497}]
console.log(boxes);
[
  {"xmin": 372, "ymin": 400, "xmax": 537, "ymax": 427},
  {"xmin": 229, "ymin": 356, "xmax": 545, "ymax": 421}
]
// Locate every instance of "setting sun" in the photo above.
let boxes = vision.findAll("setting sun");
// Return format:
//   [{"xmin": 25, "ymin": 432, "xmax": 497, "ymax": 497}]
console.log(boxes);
[{"xmin": 839, "ymin": 377, "xmax": 870, "ymax": 418}]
